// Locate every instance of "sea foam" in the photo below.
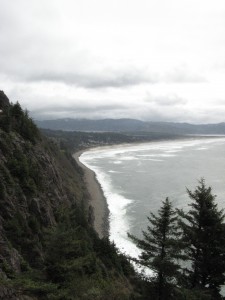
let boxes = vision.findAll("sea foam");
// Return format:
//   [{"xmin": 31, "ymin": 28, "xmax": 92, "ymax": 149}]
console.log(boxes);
[{"xmin": 80, "ymin": 152, "xmax": 142, "ymax": 260}]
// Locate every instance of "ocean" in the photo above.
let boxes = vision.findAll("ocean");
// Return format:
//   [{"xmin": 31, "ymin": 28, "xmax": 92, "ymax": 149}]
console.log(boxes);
[{"xmin": 79, "ymin": 137, "xmax": 225, "ymax": 259}]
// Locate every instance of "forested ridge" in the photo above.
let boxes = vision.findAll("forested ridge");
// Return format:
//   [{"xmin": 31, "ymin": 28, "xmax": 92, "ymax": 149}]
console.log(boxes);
[
  {"xmin": 36, "ymin": 118, "xmax": 225, "ymax": 135},
  {"xmin": 1, "ymin": 91, "xmax": 225, "ymax": 299}
]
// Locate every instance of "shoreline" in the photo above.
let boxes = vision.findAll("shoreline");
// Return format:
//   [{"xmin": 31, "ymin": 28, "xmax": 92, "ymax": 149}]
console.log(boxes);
[
  {"xmin": 72, "ymin": 137, "xmax": 207, "ymax": 239},
  {"xmin": 72, "ymin": 135, "xmax": 221, "ymax": 239},
  {"xmin": 73, "ymin": 150, "xmax": 109, "ymax": 239}
]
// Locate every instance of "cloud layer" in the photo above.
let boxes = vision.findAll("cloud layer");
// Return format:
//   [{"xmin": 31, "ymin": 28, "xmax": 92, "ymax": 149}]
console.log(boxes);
[{"xmin": 0, "ymin": 0, "xmax": 225, "ymax": 123}]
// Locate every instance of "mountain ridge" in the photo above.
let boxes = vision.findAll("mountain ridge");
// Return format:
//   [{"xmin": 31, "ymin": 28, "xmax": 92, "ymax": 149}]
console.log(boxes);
[{"xmin": 35, "ymin": 118, "xmax": 225, "ymax": 134}]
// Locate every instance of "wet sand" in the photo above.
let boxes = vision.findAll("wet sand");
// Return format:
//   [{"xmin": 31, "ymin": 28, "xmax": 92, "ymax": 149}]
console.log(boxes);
[{"xmin": 73, "ymin": 151, "xmax": 109, "ymax": 239}]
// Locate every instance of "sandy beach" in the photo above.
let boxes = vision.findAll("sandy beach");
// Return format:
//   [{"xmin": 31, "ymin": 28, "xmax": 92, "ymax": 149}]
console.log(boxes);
[{"xmin": 73, "ymin": 151, "xmax": 109, "ymax": 239}]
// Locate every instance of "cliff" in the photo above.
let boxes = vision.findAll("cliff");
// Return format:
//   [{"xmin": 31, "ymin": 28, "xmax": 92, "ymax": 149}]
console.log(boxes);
[{"xmin": 0, "ymin": 92, "xmax": 136, "ymax": 299}]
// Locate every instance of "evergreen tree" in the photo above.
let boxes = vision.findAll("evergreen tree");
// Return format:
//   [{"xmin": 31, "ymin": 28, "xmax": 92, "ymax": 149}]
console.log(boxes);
[
  {"xmin": 128, "ymin": 198, "xmax": 184, "ymax": 300},
  {"xmin": 178, "ymin": 179, "xmax": 225, "ymax": 299}
]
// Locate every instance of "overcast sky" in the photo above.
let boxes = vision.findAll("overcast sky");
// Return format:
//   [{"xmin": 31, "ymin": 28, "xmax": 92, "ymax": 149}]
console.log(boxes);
[{"xmin": 0, "ymin": 0, "xmax": 225, "ymax": 123}]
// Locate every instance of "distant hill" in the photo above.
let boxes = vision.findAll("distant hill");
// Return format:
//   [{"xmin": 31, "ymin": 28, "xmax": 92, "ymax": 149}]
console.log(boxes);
[{"xmin": 35, "ymin": 118, "xmax": 225, "ymax": 135}]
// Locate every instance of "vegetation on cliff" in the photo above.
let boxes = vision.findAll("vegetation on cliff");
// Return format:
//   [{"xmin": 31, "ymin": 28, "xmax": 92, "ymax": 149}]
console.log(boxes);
[{"xmin": 0, "ymin": 91, "xmax": 137, "ymax": 299}]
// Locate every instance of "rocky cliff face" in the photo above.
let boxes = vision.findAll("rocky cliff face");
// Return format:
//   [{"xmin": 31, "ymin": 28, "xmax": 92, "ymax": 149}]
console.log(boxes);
[
  {"xmin": 0, "ymin": 93, "xmax": 135, "ymax": 300},
  {"xmin": 0, "ymin": 94, "xmax": 88, "ymax": 298}
]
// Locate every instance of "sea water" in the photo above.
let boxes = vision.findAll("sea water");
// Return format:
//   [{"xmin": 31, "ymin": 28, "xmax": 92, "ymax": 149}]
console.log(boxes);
[{"xmin": 79, "ymin": 137, "xmax": 225, "ymax": 260}]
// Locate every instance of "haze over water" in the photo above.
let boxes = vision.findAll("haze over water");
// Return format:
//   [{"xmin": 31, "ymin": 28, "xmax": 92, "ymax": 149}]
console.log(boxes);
[{"xmin": 80, "ymin": 137, "xmax": 225, "ymax": 258}]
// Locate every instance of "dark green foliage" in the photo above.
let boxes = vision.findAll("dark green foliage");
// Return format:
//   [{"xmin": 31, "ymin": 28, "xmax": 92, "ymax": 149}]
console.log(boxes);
[
  {"xmin": 8, "ymin": 150, "xmax": 29, "ymax": 178},
  {"xmin": 10, "ymin": 204, "xmax": 133, "ymax": 299},
  {"xmin": 0, "ymin": 106, "xmax": 11, "ymax": 132},
  {"xmin": 94, "ymin": 238, "xmax": 133, "ymax": 280},
  {"xmin": 10, "ymin": 102, "xmax": 39, "ymax": 143},
  {"xmin": 0, "ymin": 129, "xmax": 11, "ymax": 152},
  {"xmin": 3, "ymin": 211, "xmax": 43, "ymax": 268},
  {"xmin": 129, "ymin": 198, "xmax": 185, "ymax": 300},
  {"xmin": 173, "ymin": 287, "xmax": 211, "ymax": 300},
  {"xmin": 0, "ymin": 101, "xmax": 39, "ymax": 143},
  {"xmin": 6, "ymin": 149, "xmax": 39, "ymax": 196},
  {"xmin": 13, "ymin": 270, "xmax": 58, "ymax": 298},
  {"xmin": 0, "ymin": 181, "xmax": 7, "ymax": 200},
  {"xmin": 178, "ymin": 179, "xmax": 225, "ymax": 299},
  {"xmin": 27, "ymin": 215, "xmax": 41, "ymax": 234},
  {"xmin": 0, "ymin": 161, "xmax": 14, "ymax": 185}
]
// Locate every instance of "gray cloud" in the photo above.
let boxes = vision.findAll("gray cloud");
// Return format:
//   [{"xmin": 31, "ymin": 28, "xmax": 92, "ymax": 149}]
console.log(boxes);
[
  {"xmin": 0, "ymin": 2, "xmax": 157, "ymax": 89},
  {"xmin": 0, "ymin": 5, "xmax": 205, "ymax": 90},
  {"xmin": 0, "ymin": 0, "xmax": 225, "ymax": 124},
  {"xmin": 24, "ymin": 65, "xmax": 207, "ymax": 88},
  {"xmin": 30, "ymin": 102, "xmax": 128, "ymax": 120},
  {"xmin": 29, "ymin": 69, "xmax": 157, "ymax": 89},
  {"xmin": 0, "ymin": 3, "xmax": 206, "ymax": 90},
  {"xmin": 144, "ymin": 93, "xmax": 188, "ymax": 106},
  {"xmin": 164, "ymin": 67, "xmax": 207, "ymax": 83},
  {"xmin": 28, "ymin": 93, "xmax": 190, "ymax": 122},
  {"xmin": 0, "ymin": 31, "xmax": 157, "ymax": 89}
]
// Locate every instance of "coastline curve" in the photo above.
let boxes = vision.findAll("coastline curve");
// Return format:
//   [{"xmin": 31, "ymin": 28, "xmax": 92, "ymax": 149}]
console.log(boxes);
[{"xmin": 73, "ymin": 151, "xmax": 109, "ymax": 239}]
